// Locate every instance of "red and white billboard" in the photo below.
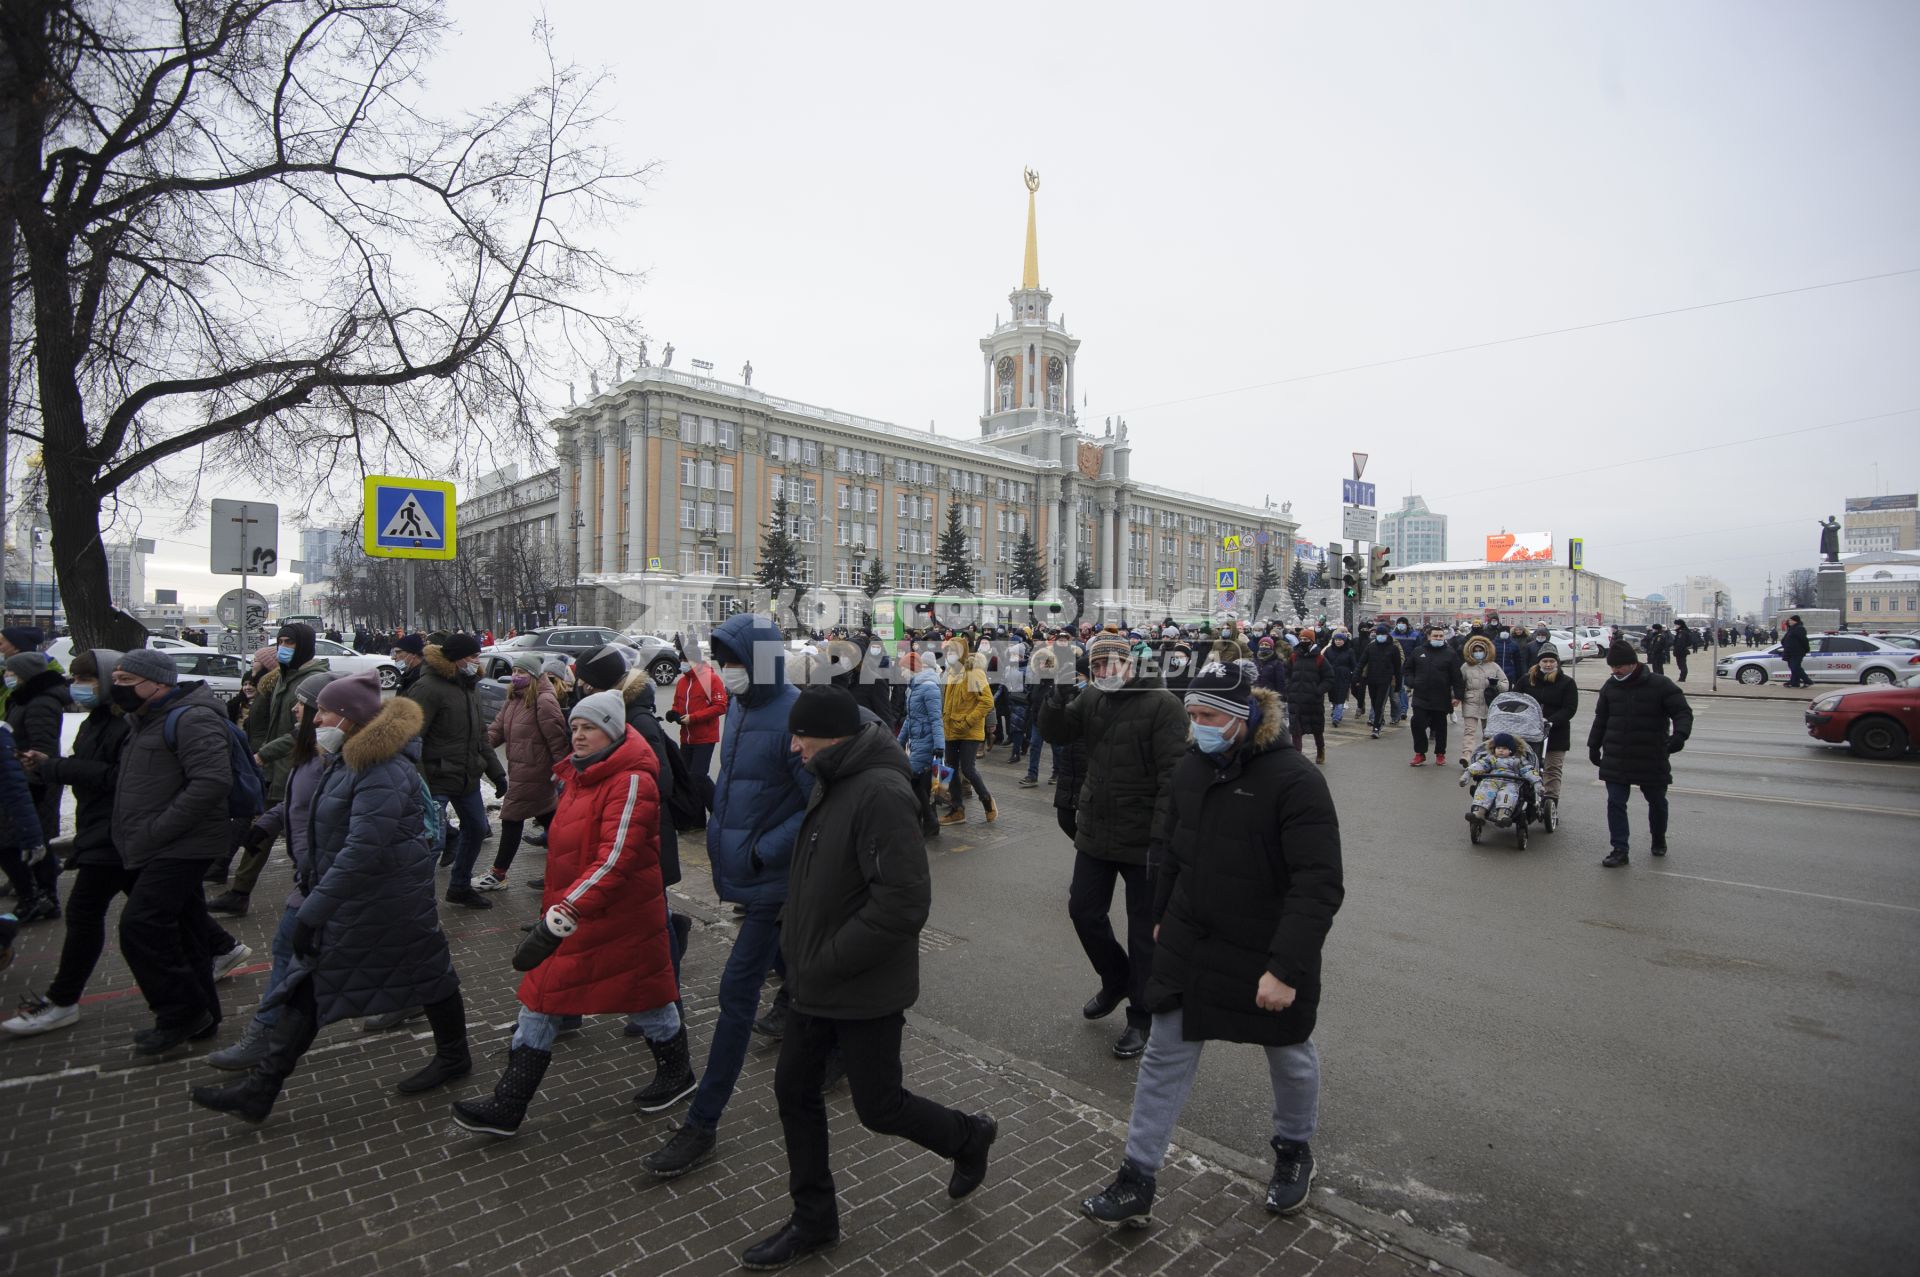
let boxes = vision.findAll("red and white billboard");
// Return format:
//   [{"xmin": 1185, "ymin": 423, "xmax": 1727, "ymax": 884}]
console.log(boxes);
[{"xmin": 1484, "ymin": 531, "xmax": 1554, "ymax": 563}]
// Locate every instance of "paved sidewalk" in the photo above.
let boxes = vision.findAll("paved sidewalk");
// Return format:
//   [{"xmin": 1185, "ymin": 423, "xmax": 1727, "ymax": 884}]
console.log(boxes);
[{"xmin": 0, "ymin": 851, "xmax": 1509, "ymax": 1277}]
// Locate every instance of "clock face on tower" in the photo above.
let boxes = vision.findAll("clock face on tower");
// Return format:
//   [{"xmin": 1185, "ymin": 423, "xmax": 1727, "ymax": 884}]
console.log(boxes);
[
  {"xmin": 1047, "ymin": 356, "xmax": 1064, "ymax": 384},
  {"xmin": 996, "ymin": 355, "xmax": 1015, "ymax": 383}
]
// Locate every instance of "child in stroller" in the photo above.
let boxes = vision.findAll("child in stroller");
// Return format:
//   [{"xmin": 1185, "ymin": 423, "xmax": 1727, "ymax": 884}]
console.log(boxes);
[{"xmin": 1465, "ymin": 732, "xmax": 1541, "ymax": 829}]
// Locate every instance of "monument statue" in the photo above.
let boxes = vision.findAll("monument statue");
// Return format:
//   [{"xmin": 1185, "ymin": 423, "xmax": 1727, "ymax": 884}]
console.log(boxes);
[
  {"xmin": 1818, "ymin": 515, "xmax": 1841, "ymax": 563},
  {"xmin": 742, "ymin": 360, "xmax": 753, "ymax": 386},
  {"xmin": 613, "ymin": 355, "xmax": 622, "ymax": 383},
  {"xmin": 1024, "ymin": 167, "xmax": 1040, "ymax": 193},
  {"xmin": 588, "ymin": 370, "xmax": 599, "ymax": 395},
  {"xmin": 637, "ymin": 338, "xmax": 648, "ymax": 367},
  {"xmin": 662, "ymin": 342, "xmax": 675, "ymax": 368}
]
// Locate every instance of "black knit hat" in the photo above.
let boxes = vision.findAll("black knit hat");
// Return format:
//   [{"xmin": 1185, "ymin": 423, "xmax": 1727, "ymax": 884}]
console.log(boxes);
[
  {"xmin": 1606, "ymin": 639, "xmax": 1639, "ymax": 666},
  {"xmin": 441, "ymin": 632, "xmax": 481, "ymax": 662},
  {"xmin": 788, "ymin": 684, "xmax": 862, "ymax": 738},
  {"xmin": 1183, "ymin": 659, "xmax": 1253, "ymax": 720},
  {"xmin": 576, "ymin": 644, "xmax": 632, "ymax": 692}
]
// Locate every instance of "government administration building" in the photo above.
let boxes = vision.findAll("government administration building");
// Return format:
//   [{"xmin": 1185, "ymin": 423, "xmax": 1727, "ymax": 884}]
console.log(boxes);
[{"xmin": 459, "ymin": 184, "xmax": 1298, "ymax": 632}]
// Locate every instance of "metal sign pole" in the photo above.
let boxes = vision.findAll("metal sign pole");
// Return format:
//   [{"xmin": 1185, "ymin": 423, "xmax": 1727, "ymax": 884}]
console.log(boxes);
[{"xmin": 406, "ymin": 560, "xmax": 416, "ymax": 635}]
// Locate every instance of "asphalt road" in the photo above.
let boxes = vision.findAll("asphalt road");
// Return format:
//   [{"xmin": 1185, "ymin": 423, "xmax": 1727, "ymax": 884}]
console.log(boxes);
[{"xmin": 907, "ymin": 692, "xmax": 1920, "ymax": 1277}]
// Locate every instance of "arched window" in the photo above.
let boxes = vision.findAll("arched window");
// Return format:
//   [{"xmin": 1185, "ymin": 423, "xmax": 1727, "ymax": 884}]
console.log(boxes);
[{"xmin": 1027, "ymin": 344, "xmax": 1036, "ymax": 406}]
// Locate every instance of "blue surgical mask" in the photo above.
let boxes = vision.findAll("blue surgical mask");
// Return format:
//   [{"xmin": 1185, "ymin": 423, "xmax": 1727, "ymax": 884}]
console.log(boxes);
[
  {"xmin": 1469, "ymin": 651, "xmax": 1485, "ymax": 662},
  {"xmin": 1429, "ymin": 638, "xmax": 1446, "ymax": 648},
  {"xmin": 1374, "ymin": 633, "xmax": 1389, "ymax": 643},
  {"xmin": 72, "ymin": 683, "xmax": 98, "ymax": 708},
  {"xmin": 1191, "ymin": 722, "xmax": 1236, "ymax": 755},
  {"xmin": 1610, "ymin": 672, "xmax": 1631, "ymax": 682},
  {"xmin": 1, "ymin": 673, "xmax": 15, "ymax": 690},
  {"xmin": 276, "ymin": 645, "xmax": 294, "ymax": 664}
]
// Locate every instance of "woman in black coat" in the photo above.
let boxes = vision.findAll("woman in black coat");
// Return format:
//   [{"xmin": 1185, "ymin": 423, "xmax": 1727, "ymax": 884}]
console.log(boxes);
[
  {"xmin": 1281, "ymin": 644, "xmax": 1331, "ymax": 763},
  {"xmin": 1520, "ymin": 648, "xmax": 1579, "ymax": 808},
  {"xmin": 1320, "ymin": 633, "xmax": 1358, "ymax": 729}
]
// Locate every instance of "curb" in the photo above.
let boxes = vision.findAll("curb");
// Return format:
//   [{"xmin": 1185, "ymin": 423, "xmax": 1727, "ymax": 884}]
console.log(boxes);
[{"xmin": 906, "ymin": 1011, "xmax": 1530, "ymax": 1277}]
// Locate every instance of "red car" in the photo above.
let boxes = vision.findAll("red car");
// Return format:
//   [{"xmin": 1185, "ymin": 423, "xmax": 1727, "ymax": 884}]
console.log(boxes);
[{"xmin": 1805, "ymin": 684, "xmax": 1920, "ymax": 759}]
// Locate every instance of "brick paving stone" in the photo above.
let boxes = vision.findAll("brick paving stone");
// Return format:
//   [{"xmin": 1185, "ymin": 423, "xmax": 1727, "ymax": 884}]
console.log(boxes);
[{"xmin": 0, "ymin": 844, "xmax": 1483, "ymax": 1277}]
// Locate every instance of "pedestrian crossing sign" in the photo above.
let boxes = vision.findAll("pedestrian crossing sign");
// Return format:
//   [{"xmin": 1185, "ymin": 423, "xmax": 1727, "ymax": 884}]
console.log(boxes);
[
  {"xmin": 1222, "ymin": 534, "xmax": 1241, "ymax": 553},
  {"xmin": 1216, "ymin": 567, "xmax": 1238, "ymax": 591},
  {"xmin": 363, "ymin": 475, "xmax": 457, "ymax": 560}
]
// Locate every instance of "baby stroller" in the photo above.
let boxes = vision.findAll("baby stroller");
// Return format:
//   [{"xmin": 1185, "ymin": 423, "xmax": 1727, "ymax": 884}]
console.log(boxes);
[{"xmin": 1460, "ymin": 692, "xmax": 1552, "ymax": 847}]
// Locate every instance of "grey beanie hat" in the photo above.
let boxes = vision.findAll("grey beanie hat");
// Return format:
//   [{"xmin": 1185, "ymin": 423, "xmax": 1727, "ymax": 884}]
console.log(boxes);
[
  {"xmin": 118, "ymin": 647, "xmax": 180, "ymax": 686},
  {"xmin": 508, "ymin": 652, "xmax": 546, "ymax": 675},
  {"xmin": 5, "ymin": 651, "xmax": 49, "ymax": 681},
  {"xmin": 568, "ymin": 690, "xmax": 627, "ymax": 743},
  {"xmin": 540, "ymin": 657, "xmax": 574, "ymax": 682}
]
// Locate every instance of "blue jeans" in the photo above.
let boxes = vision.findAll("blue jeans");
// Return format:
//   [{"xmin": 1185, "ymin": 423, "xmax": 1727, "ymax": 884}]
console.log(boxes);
[
  {"xmin": 1393, "ymin": 686, "xmax": 1408, "ymax": 721},
  {"xmin": 438, "ymin": 787, "xmax": 489, "ymax": 891},
  {"xmin": 1024, "ymin": 719, "xmax": 1059, "ymax": 782},
  {"xmin": 1604, "ymin": 781, "xmax": 1669, "ymax": 852},
  {"xmin": 252, "ymin": 903, "xmax": 301, "ymax": 1028},
  {"xmin": 515, "ymin": 1003, "xmax": 677, "ymax": 1051},
  {"xmin": 687, "ymin": 903, "xmax": 783, "ymax": 1131}
]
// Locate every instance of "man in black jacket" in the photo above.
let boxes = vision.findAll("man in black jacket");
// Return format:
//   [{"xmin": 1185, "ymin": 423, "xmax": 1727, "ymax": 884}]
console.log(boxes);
[
  {"xmin": 1589, "ymin": 641, "xmax": 1692, "ymax": 867},
  {"xmin": 1780, "ymin": 616, "xmax": 1811, "ymax": 688},
  {"xmin": 1404, "ymin": 625, "xmax": 1465, "ymax": 766},
  {"xmin": 1039, "ymin": 630, "xmax": 1190, "ymax": 1060},
  {"xmin": 742, "ymin": 685, "xmax": 997, "ymax": 1271},
  {"xmin": 1671, "ymin": 620, "xmax": 1694, "ymax": 682},
  {"xmin": 1082, "ymin": 661, "xmax": 1342, "ymax": 1230}
]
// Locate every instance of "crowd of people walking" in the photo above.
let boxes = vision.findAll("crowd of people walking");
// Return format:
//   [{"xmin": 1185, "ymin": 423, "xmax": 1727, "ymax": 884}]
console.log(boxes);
[{"xmin": 0, "ymin": 601, "xmax": 1714, "ymax": 1265}]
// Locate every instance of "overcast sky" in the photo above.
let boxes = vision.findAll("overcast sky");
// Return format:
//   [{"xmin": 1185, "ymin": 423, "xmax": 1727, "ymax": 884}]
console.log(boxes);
[{"xmin": 121, "ymin": 0, "xmax": 1920, "ymax": 611}]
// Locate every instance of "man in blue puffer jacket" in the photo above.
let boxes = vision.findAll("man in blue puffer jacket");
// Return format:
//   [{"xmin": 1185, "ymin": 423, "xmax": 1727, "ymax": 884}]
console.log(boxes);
[
  {"xmin": 644, "ymin": 613, "xmax": 812, "ymax": 1179},
  {"xmin": 1389, "ymin": 618, "xmax": 1421, "ymax": 726}
]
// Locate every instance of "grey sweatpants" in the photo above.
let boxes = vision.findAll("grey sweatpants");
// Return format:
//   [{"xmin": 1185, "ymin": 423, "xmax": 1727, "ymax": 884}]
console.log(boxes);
[{"xmin": 1122, "ymin": 1010, "xmax": 1320, "ymax": 1173}]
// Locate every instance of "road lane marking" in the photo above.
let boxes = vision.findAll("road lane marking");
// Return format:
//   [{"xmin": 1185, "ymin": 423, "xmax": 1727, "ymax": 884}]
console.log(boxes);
[
  {"xmin": 1648, "ymin": 870, "xmax": 1920, "ymax": 915},
  {"xmin": 1590, "ymin": 781, "xmax": 1917, "ymax": 817},
  {"xmin": 1682, "ymin": 748, "xmax": 1917, "ymax": 770}
]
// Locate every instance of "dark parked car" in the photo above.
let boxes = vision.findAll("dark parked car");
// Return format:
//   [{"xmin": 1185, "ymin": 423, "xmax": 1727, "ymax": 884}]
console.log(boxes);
[{"xmin": 480, "ymin": 628, "xmax": 683, "ymax": 686}]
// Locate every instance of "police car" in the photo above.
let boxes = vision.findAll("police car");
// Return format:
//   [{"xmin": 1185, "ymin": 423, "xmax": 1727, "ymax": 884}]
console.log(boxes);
[{"xmin": 1717, "ymin": 634, "xmax": 1920, "ymax": 686}]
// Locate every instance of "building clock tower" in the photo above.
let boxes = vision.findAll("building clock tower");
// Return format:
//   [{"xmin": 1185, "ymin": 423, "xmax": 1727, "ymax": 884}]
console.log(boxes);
[{"xmin": 979, "ymin": 169, "xmax": 1081, "ymax": 461}]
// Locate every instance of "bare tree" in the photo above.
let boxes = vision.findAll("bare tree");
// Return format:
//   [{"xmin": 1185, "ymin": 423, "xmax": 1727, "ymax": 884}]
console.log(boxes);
[
  {"xmin": 1782, "ymin": 568, "xmax": 1818, "ymax": 609},
  {"xmin": 3, "ymin": 2, "xmax": 644, "ymax": 646}
]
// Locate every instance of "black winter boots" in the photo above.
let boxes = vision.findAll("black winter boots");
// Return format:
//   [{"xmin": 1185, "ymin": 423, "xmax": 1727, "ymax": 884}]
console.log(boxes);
[
  {"xmin": 1082, "ymin": 1161, "xmax": 1156, "ymax": 1228},
  {"xmin": 631, "ymin": 1026, "xmax": 697, "ymax": 1112},
  {"xmin": 396, "ymin": 992, "xmax": 471, "ymax": 1094},
  {"xmin": 450, "ymin": 1044, "xmax": 551, "ymax": 1136}
]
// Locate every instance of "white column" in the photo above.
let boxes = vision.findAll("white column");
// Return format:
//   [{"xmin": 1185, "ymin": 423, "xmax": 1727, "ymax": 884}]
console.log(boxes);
[
  {"xmin": 555, "ymin": 434, "xmax": 576, "ymax": 581},
  {"xmin": 577, "ymin": 432, "xmax": 597, "ymax": 574},
  {"xmin": 626, "ymin": 418, "xmax": 647, "ymax": 572},
  {"xmin": 1099, "ymin": 501, "xmax": 1115, "ymax": 595},
  {"xmin": 601, "ymin": 430, "xmax": 620, "ymax": 573},
  {"xmin": 1117, "ymin": 492, "xmax": 1131, "ymax": 602},
  {"xmin": 982, "ymin": 353, "xmax": 992, "ymax": 417}
]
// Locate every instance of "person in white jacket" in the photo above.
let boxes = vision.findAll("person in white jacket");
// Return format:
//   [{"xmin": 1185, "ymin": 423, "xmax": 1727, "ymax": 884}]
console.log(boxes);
[{"xmin": 1457, "ymin": 634, "xmax": 1507, "ymax": 763}]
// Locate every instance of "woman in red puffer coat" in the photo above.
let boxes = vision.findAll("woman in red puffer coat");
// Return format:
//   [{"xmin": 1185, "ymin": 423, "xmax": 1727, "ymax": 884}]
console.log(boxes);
[{"xmin": 451, "ymin": 692, "xmax": 691, "ymax": 1138}]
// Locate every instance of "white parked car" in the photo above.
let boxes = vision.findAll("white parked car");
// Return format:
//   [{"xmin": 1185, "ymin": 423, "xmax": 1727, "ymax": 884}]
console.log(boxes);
[
  {"xmin": 1716, "ymin": 634, "xmax": 1920, "ymax": 686},
  {"xmin": 41, "ymin": 634, "xmax": 198, "ymax": 670},
  {"xmin": 309, "ymin": 637, "xmax": 404, "ymax": 689},
  {"xmin": 1549, "ymin": 630, "xmax": 1601, "ymax": 660}
]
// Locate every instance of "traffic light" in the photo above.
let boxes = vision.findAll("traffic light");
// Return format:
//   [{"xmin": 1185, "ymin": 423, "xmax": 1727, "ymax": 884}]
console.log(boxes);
[
  {"xmin": 1341, "ymin": 554, "xmax": 1361, "ymax": 599},
  {"xmin": 1370, "ymin": 545, "xmax": 1394, "ymax": 589}
]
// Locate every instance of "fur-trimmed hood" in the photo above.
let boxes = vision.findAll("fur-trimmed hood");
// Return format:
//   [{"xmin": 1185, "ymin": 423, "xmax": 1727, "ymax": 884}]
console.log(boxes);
[
  {"xmin": 342, "ymin": 695, "xmax": 424, "ymax": 771},
  {"xmin": 619, "ymin": 668, "xmax": 659, "ymax": 713},
  {"xmin": 255, "ymin": 666, "xmax": 282, "ymax": 698},
  {"xmin": 1249, "ymin": 686, "xmax": 1285, "ymax": 749},
  {"xmin": 1461, "ymin": 634, "xmax": 1496, "ymax": 664},
  {"xmin": 423, "ymin": 643, "xmax": 462, "ymax": 680}
]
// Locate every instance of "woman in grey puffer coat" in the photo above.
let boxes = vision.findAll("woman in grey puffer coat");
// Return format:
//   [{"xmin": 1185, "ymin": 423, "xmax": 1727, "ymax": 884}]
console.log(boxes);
[{"xmin": 189, "ymin": 673, "xmax": 469, "ymax": 1122}]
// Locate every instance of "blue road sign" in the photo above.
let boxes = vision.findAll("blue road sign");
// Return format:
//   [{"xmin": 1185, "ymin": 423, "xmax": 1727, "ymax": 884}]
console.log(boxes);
[
  {"xmin": 1341, "ymin": 479, "xmax": 1377, "ymax": 507},
  {"xmin": 363, "ymin": 475, "xmax": 457, "ymax": 560}
]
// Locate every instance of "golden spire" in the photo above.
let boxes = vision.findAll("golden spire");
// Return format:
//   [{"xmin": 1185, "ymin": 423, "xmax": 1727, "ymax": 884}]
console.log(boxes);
[{"xmin": 1021, "ymin": 167, "xmax": 1041, "ymax": 290}]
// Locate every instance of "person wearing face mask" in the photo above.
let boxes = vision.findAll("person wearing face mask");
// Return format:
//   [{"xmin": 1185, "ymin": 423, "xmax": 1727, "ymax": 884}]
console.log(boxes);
[
  {"xmin": 1457, "ymin": 635, "xmax": 1507, "ymax": 763},
  {"xmin": 452, "ymin": 690, "xmax": 685, "ymax": 1136},
  {"xmin": 895, "ymin": 651, "xmax": 946, "ymax": 837},
  {"xmin": 1491, "ymin": 627, "xmax": 1526, "ymax": 684},
  {"xmin": 472, "ymin": 654, "xmax": 571, "ymax": 892},
  {"xmin": 1356, "ymin": 628, "xmax": 1403, "ymax": 740},
  {"xmin": 668, "ymin": 647, "xmax": 728, "ymax": 818},
  {"xmin": 736, "ymin": 685, "xmax": 998, "ymax": 1271},
  {"xmin": 108, "ymin": 647, "xmax": 233, "ymax": 1057},
  {"xmin": 403, "ymin": 633, "xmax": 507, "ymax": 909},
  {"xmin": 389, "ymin": 633, "xmax": 428, "ymax": 694},
  {"xmin": 1588, "ymin": 640, "xmax": 1691, "ymax": 868},
  {"xmin": 3, "ymin": 651, "xmax": 132, "ymax": 1035},
  {"xmin": 937, "ymin": 636, "xmax": 996, "ymax": 826},
  {"xmin": 192, "ymin": 672, "xmax": 470, "ymax": 1121},
  {"xmin": 1521, "ymin": 647, "xmax": 1579, "ymax": 820},
  {"xmin": 1405, "ymin": 626, "xmax": 1465, "ymax": 766},
  {"xmin": 1388, "ymin": 619, "xmax": 1420, "ymax": 725},
  {"xmin": 199, "ymin": 671, "xmax": 337, "ymax": 1066},
  {"xmin": 1081, "ymin": 658, "xmax": 1342, "ymax": 1231},
  {"xmin": 1, "ymin": 650, "xmax": 72, "ymax": 920},
  {"xmin": 1282, "ymin": 636, "xmax": 1332, "ymax": 764},
  {"xmin": 644, "ymin": 613, "xmax": 813, "ymax": 1180},
  {"xmin": 1320, "ymin": 631, "xmax": 1357, "ymax": 731},
  {"xmin": 1039, "ymin": 630, "xmax": 1188, "ymax": 1061},
  {"xmin": 214, "ymin": 623, "xmax": 327, "ymax": 916}
]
